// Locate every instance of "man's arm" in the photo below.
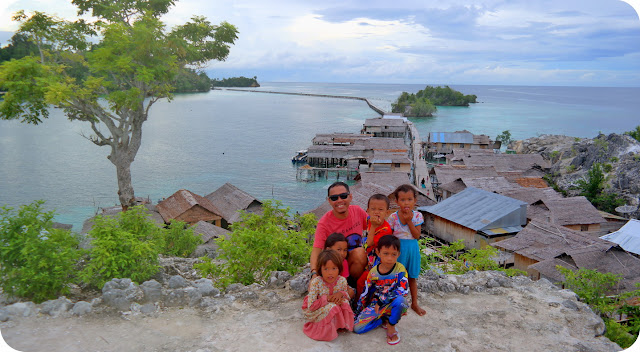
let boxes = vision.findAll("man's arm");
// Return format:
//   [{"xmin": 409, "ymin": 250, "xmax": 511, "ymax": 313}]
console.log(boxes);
[{"xmin": 310, "ymin": 246, "xmax": 323, "ymax": 279}]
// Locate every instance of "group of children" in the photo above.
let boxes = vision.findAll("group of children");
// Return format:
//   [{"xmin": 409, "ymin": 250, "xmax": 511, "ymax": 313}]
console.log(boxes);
[{"xmin": 302, "ymin": 184, "xmax": 424, "ymax": 345}]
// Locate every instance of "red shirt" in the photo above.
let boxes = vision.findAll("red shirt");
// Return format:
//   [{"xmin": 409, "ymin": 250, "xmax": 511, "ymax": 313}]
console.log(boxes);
[{"xmin": 313, "ymin": 205, "xmax": 368, "ymax": 249}]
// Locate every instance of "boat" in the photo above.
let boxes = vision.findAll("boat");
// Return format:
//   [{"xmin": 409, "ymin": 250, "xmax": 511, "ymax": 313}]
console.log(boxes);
[{"xmin": 292, "ymin": 149, "xmax": 308, "ymax": 163}]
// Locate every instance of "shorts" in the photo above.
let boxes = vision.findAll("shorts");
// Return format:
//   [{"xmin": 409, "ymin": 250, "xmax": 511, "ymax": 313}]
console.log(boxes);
[{"xmin": 397, "ymin": 239, "xmax": 420, "ymax": 279}]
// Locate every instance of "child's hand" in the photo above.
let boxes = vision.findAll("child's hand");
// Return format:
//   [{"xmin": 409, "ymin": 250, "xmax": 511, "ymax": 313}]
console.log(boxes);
[
  {"xmin": 327, "ymin": 292, "xmax": 343, "ymax": 304},
  {"xmin": 399, "ymin": 209, "xmax": 413, "ymax": 224},
  {"xmin": 374, "ymin": 304, "xmax": 380, "ymax": 315}
]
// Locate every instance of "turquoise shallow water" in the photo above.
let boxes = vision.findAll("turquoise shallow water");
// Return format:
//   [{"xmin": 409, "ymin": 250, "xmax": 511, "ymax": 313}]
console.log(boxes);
[{"xmin": 1, "ymin": 83, "xmax": 638, "ymax": 230}]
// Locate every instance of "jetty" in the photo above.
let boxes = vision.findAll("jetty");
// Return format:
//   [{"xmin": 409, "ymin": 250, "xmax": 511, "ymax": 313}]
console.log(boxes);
[
  {"xmin": 218, "ymin": 87, "xmax": 432, "ymax": 196},
  {"xmin": 219, "ymin": 88, "xmax": 387, "ymax": 115}
]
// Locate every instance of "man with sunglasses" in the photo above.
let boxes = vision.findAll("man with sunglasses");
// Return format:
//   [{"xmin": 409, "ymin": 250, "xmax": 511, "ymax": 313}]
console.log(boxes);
[{"xmin": 310, "ymin": 182, "xmax": 368, "ymax": 283}]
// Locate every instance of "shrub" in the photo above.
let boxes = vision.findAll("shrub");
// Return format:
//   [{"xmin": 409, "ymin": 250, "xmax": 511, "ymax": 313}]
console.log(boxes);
[
  {"xmin": 605, "ymin": 319, "xmax": 637, "ymax": 349},
  {"xmin": 195, "ymin": 200, "xmax": 315, "ymax": 288},
  {"xmin": 162, "ymin": 221, "xmax": 202, "ymax": 257},
  {"xmin": 557, "ymin": 266, "xmax": 620, "ymax": 313},
  {"xmin": 79, "ymin": 205, "xmax": 163, "ymax": 289},
  {"xmin": 0, "ymin": 201, "xmax": 81, "ymax": 303},
  {"xmin": 603, "ymin": 163, "xmax": 613, "ymax": 173},
  {"xmin": 610, "ymin": 156, "xmax": 619, "ymax": 163}
]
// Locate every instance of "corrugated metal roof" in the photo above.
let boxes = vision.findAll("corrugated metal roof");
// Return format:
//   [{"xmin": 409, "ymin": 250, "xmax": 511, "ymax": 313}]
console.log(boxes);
[
  {"xmin": 418, "ymin": 187, "xmax": 527, "ymax": 231},
  {"xmin": 430, "ymin": 132, "xmax": 473, "ymax": 144},
  {"xmin": 601, "ymin": 219, "xmax": 640, "ymax": 256}
]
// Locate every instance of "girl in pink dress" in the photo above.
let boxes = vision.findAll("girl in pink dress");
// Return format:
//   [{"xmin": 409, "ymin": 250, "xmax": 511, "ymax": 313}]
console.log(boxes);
[{"xmin": 302, "ymin": 249, "xmax": 354, "ymax": 341}]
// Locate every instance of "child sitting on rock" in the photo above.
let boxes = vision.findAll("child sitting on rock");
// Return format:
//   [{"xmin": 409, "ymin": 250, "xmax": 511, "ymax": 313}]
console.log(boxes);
[
  {"xmin": 354, "ymin": 235, "xmax": 408, "ymax": 345},
  {"xmin": 302, "ymin": 249, "xmax": 354, "ymax": 341}
]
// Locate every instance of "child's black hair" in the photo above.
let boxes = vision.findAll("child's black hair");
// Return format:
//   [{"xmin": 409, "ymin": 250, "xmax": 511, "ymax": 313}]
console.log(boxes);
[
  {"xmin": 367, "ymin": 193, "xmax": 390, "ymax": 209},
  {"xmin": 393, "ymin": 184, "xmax": 418, "ymax": 199},
  {"xmin": 377, "ymin": 235, "xmax": 400, "ymax": 252},
  {"xmin": 325, "ymin": 232, "xmax": 347, "ymax": 249},
  {"xmin": 316, "ymin": 249, "xmax": 344, "ymax": 274}
]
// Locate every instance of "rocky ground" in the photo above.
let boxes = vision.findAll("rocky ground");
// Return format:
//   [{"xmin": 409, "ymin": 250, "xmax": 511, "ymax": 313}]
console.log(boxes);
[
  {"xmin": 511, "ymin": 133, "xmax": 640, "ymax": 217},
  {"xmin": 0, "ymin": 265, "xmax": 624, "ymax": 352}
]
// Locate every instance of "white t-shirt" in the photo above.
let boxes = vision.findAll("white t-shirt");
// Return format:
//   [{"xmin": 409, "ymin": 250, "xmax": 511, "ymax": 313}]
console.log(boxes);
[{"xmin": 387, "ymin": 210, "xmax": 424, "ymax": 240}]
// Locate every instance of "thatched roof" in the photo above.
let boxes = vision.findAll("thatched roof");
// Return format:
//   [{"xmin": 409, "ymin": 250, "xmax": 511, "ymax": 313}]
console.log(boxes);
[
  {"xmin": 370, "ymin": 150, "xmax": 412, "ymax": 164},
  {"xmin": 460, "ymin": 176, "xmax": 514, "ymax": 193},
  {"xmin": 432, "ymin": 165, "xmax": 499, "ymax": 185},
  {"xmin": 312, "ymin": 133, "xmax": 369, "ymax": 145},
  {"xmin": 529, "ymin": 246, "xmax": 640, "ymax": 293},
  {"xmin": 191, "ymin": 220, "xmax": 230, "ymax": 243},
  {"xmin": 492, "ymin": 219, "xmax": 613, "ymax": 262},
  {"xmin": 514, "ymin": 177, "xmax": 549, "ymax": 188},
  {"xmin": 205, "ymin": 183, "xmax": 262, "ymax": 224},
  {"xmin": 472, "ymin": 134, "xmax": 492, "ymax": 146},
  {"xmin": 545, "ymin": 197, "xmax": 606, "ymax": 226},
  {"xmin": 498, "ymin": 187, "xmax": 563, "ymax": 205},
  {"xmin": 157, "ymin": 189, "xmax": 223, "ymax": 223},
  {"xmin": 439, "ymin": 178, "xmax": 467, "ymax": 194},
  {"xmin": 463, "ymin": 153, "xmax": 550, "ymax": 172},
  {"xmin": 364, "ymin": 118, "xmax": 406, "ymax": 127}
]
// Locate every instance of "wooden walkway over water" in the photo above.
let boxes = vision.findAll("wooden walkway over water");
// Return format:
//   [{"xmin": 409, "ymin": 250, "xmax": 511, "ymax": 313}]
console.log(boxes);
[
  {"xmin": 219, "ymin": 87, "xmax": 433, "ymax": 198},
  {"xmin": 219, "ymin": 88, "xmax": 387, "ymax": 115}
]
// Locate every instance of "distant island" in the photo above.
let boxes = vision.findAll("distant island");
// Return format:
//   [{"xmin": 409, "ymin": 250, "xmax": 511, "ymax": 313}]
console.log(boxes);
[
  {"xmin": 211, "ymin": 76, "xmax": 260, "ymax": 88},
  {"xmin": 391, "ymin": 85, "xmax": 478, "ymax": 117}
]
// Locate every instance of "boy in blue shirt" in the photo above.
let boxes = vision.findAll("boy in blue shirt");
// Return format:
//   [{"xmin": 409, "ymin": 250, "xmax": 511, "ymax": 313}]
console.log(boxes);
[{"xmin": 353, "ymin": 235, "xmax": 408, "ymax": 345}]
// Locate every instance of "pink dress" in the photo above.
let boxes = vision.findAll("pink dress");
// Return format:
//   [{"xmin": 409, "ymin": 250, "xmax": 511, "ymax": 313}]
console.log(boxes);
[{"xmin": 302, "ymin": 276, "xmax": 354, "ymax": 341}]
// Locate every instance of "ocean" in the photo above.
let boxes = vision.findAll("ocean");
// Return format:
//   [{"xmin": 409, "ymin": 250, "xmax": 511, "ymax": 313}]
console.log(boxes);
[{"xmin": 1, "ymin": 83, "xmax": 638, "ymax": 230}]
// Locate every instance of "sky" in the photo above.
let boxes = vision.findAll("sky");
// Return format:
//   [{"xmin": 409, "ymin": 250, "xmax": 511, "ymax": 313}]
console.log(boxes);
[{"xmin": 1, "ymin": 0, "xmax": 639, "ymax": 86}]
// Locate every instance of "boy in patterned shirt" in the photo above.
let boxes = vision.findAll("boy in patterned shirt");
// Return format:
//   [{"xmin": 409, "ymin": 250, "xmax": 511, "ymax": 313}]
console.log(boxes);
[{"xmin": 354, "ymin": 235, "xmax": 408, "ymax": 345}]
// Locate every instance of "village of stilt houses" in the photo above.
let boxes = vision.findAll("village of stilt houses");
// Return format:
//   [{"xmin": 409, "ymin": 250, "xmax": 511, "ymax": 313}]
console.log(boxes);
[{"xmin": 121, "ymin": 112, "xmax": 639, "ymax": 297}]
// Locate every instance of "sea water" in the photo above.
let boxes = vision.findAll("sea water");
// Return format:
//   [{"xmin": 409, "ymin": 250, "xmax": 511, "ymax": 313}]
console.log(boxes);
[{"xmin": 1, "ymin": 83, "xmax": 638, "ymax": 230}]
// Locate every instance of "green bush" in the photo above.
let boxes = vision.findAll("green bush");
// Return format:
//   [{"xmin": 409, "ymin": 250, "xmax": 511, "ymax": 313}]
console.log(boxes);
[
  {"xmin": 162, "ymin": 221, "xmax": 202, "ymax": 257},
  {"xmin": 557, "ymin": 266, "xmax": 620, "ymax": 312},
  {"xmin": 195, "ymin": 200, "xmax": 315, "ymax": 288},
  {"xmin": 603, "ymin": 163, "xmax": 613, "ymax": 173},
  {"xmin": 79, "ymin": 205, "xmax": 163, "ymax": 289},
  {"xmin": 605, "ymin": 319, "xmax": 637, "ymax": 349},
  {"xmin": 0, "ymin": 201, "xmax": 81, "ymax": 303}
]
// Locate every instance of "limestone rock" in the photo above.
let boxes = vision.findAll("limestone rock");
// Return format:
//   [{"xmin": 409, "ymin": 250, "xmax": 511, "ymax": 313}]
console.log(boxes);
[
  {"xmin": 168, "ymin": 275, "xmax": 190, "ymax": 289},
  {"xmin": 5, "ymin": 302, "xmax": 37, "ymax": 317},
  {"xmin": 40, "ymin": 297, "xmax": 73, "ymax": 317},
  {"xmin": 72, "ymin": 301, "xmax": 92, "ymax": 316},
  {"xmin": 140, "ymin": 280, "xmax": 163, "ymax": 303}
]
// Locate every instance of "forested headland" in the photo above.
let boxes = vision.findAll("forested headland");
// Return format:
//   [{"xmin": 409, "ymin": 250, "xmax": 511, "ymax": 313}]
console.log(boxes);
[
  {"xmin": 211, "ymin": 76, "xmax": 260, "ymax": 87},
  {"xmin": 391, "ymin": 85, "xmax": 478, "ymax": 117}
]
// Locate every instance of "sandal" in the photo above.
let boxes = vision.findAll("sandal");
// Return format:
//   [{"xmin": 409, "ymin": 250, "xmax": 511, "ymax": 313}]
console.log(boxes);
[{"xmin": 387, "ymin": 330, "xmax": 401, "ymax": 345}]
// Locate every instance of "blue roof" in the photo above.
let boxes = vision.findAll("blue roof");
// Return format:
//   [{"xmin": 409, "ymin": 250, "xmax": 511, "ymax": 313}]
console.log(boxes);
[
  {"xmin": 418, "ymin": 187, "xmax": 527, "ymax": 231},
  {"xmin": 430, "ymin": 132, "xmax": 473, "ymax": 144},
  {"xmin": 601, "ymin": 219, "xmax": 640, "ymax": 256}
]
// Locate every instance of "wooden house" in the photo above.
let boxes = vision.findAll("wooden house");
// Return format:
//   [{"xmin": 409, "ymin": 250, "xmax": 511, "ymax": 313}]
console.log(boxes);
[
  {"xmin": 361, "ymin": 117, "xmax": 408, "ymax": 138},
  {"xmin": 543, "ymin": 197, "xmax": 606, "ymax": 235},
  {"xmin": 427, "ymin": 131, "xmax": 474, "ymax": 155},
  {"xmin": 368, "ymin": 150, "xmax": 412, "ymax": 172},
  {"xmin": 597, "ymin": 211, "xmax": 629, "ymax": 235},
  {"xmin": 205, "ymin": 183, "xmax": 262, "ymax": 228},
  {"xmin": 190, "ymin": 220, "xmax": 231, "ymax": 258},
  {"xmin": 306, "ymin": 135, "xmax": 407, "ymax": 168},
  {"xmin": 429, "ymin": 165, "xmax": 499, "ymax": 201},
  {"xmin": 418, "ymin": 187, "xmax": 528, "ymax": 249},
  {"xmin": 157, "ymin": 189, "xmax": 223, "ymax": 226},
  {"xmin": 494, "ymin": 219, "xmax": 640, "ymax": 292},
  {"xmin": 438, "ymin": 176, "xmax": 515, "ymax": 200}
]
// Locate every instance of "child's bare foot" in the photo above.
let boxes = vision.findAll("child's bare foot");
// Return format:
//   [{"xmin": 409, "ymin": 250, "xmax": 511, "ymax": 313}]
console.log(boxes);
[
  {"xmin": 411, "ymin": 302, "xmax": 426, "ymax": 316},
  {"xmin": 381, "ymin": 321, "xmax": 388, "ymax": 329}
]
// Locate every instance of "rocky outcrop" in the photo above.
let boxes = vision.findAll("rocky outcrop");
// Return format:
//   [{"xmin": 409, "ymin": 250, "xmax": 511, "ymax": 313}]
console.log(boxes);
[
  {"xmin": 511, "ymin": 133, "xmax": 640, "ymax": 217},
  {"xmin": 0, "ymin": 269, "xmax": 624, "ymax": 352}
]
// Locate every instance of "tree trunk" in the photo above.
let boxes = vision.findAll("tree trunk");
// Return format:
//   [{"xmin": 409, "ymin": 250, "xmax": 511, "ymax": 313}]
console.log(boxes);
[{"xmin": 112, "ymin": 154, "xmax": 136, "ymax": 211}]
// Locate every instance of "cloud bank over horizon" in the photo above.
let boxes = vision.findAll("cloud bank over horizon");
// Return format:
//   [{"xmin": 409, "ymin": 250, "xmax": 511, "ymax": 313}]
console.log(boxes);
[{"xmin": 1, "ymin": 0, "xmax": 639, "ymax": 86}]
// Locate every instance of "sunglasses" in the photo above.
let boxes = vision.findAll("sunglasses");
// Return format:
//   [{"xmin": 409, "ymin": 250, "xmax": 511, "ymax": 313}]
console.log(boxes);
[{"xmin": 328, "ymin": 192, "xmax": 350, "ymax": 201}]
